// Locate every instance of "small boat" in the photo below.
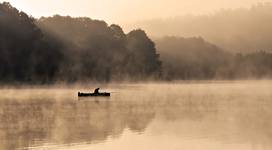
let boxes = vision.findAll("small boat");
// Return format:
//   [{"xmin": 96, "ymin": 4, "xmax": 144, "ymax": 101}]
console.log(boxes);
[{"xmin": 78, "ymin": 92, "xmax": 110, "ymax": 97}]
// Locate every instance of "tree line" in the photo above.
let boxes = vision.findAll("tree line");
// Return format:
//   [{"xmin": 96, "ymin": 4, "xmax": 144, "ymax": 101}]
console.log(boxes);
[
  {"xmin": 157, "ymin": 37, "xmax": 272, "ymax": 80},
  {"xmin": 0, "ymin": 2, "xmax": 271, "ymax": 83},
  {"xmin": 0, "ymin": 2, "xmax": 161, "ymax": 83}
]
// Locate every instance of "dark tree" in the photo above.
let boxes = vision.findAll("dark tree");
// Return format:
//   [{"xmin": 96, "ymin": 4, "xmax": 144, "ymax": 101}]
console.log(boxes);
[
  {"xmin": 37, "ymin": 16, "xmax": 162, "ymax": 82},
  {"xmin": 2, "ymin": 2, "xmax": 271, "ymax": 83},
  {"xmin": 0, "ymin": 2, "xmax": 63, "ymax": 83},
  {"xmin": 126, "ymin": 29, "xmax": 161, "ymax": 78},
  {"xmin": 0, "ymin": 3, "xmax": 162, "ymax": 83},
  {"xmin": 156, "ymin": 36, "xmax": 229, "ymax": 80}
]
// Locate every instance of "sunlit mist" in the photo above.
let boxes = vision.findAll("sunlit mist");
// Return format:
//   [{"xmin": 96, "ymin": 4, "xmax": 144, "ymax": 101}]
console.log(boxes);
[
  {"xmin": 1, "ymin": 0, "xmax": 272, "ymax": 150},
  {"xmin": 2, "ymin": 0, "xmax": 272, "ymax": 23}
]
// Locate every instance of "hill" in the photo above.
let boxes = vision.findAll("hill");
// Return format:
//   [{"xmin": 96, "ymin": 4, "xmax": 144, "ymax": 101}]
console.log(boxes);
[
  {"xmin": 0, "ymin": 2, "xmax": 161, "ymax": 83},
  {"xmin": 126, "ymin": 3, "xmax": 272, "ymax": 53}
]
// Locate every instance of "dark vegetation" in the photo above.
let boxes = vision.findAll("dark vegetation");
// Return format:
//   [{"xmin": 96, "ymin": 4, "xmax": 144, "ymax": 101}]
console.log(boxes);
[
  {"xmin": 157, "ymin": 37, "xmax": 272, "ymax": 79},
  {"xmin": 0, "ymin": 2, "xmax": 271, "ymax": 83},
  {"xmin": 0, "ymin": 2, "xmax": 63, "ymax": 83},
  {"xmin": 0, "ymin": 2, "xmax": 161, "ymax": 83}
]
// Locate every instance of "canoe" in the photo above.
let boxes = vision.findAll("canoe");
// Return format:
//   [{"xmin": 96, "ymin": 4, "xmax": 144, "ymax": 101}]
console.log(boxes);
[{"xmin": 78, "ymin": 92, "xmax": 110, "ymax": 97}]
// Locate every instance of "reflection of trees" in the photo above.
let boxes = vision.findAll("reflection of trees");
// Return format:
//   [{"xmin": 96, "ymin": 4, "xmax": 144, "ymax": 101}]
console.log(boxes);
[
  {"xmin": 0, "ymin": 99, "xmax": 56, "ymax": 150},
  {"xmin": 0, "ymin": 97, "xmax": 155, "ymax": 149}
]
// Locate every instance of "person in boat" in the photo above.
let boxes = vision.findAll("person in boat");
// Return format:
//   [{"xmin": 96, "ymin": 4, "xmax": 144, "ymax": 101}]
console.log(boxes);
[{"xmin": 94, "ymin": 88, "xmax": 100, "ymax": 94}]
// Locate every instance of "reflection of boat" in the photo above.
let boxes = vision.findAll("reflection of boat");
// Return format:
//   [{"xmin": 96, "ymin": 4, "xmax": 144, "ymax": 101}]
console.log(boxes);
[{"xmin": 78, "ymin": 92, "xmax": 110, "ymax": 97}]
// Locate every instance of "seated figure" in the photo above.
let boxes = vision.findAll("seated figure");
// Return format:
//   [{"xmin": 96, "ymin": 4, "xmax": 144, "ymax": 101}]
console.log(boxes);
[{"xmin": 94, "ymin": 88, "xmax": 100, "ymax": 94}]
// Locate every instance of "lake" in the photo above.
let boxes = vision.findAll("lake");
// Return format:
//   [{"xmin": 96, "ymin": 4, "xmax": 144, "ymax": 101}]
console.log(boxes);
[{"xmin": 0, "ymin": 80, "xmax": 272, "ymax": 150}]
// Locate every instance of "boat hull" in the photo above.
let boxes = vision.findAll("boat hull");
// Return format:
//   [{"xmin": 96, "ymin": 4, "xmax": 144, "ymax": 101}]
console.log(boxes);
[{"xmin": 78, "ymin": 92, "xmax": 110, "ymax": 97}]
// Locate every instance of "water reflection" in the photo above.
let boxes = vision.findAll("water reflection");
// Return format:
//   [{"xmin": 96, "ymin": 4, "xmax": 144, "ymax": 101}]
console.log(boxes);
[
  {"xmin": 0, "ymin": 81, "xmax": 272, "ymax": 150},
  {"xmin": 0, "ymin": 89, "xmax": 156, "ymax": 150}
]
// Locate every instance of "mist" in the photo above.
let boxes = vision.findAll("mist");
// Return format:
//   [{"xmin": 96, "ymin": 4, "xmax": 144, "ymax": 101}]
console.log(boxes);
[
  {"xmin": 126, "ymin": 3, "xmax": 272, "ymax": 53},
  {"xmin": 156, "ymin": 37, "xmax": 272, "ymax": 80},
  {"xmin": 0, "ymin": 2, "xmax": 161, "ymax": 83},
  {"xmin": 1, "ymin": 2, "xmax": 272, "ymax": 84},
  {"xmin": 4, "ymin": 0, "xmax": 271, "ymax": 23},
  {"xmin": 1, "ymin": 1, "xmax": 272, "ymax": 150}
]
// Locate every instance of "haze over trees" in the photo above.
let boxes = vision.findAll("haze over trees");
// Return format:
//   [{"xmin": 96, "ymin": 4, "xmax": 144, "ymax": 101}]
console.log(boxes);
[
  {"xmin": 0, "ymin": 2, "xmax": 271, "ymax": 83},
  {"xmin": 157, "ymin": 37, "xmax": 272, "ymax": 79},
  {"xmin": 37, "ymin": 15, "xmax": 161, "ymax": 82},
  {"xmin": 0, "ymin": 2, "xmax": 161, "ymax": 83},
  {"xmin": 157, "ymin": 37, "xmax": 229, "ymax": 79},
  {"xmin": 127, "ymin": 3, "xmax": 272, "ymax": 53},
  {"xmin": 0, "ymin": 2, "xmax": 63, "ymax": 82}
]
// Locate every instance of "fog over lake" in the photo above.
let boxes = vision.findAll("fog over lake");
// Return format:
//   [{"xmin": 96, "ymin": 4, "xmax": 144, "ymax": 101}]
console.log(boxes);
[
  {"xmin": 1, "ymin": 1, "xmax": 272, "ymax": 150},
  {"xmin": 0, "ymin": 80, "xmax": 271, "ymax": 150}
]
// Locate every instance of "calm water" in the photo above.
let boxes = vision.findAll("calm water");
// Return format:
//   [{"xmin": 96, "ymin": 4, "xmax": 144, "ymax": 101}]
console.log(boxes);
[{"xmin": 0, "ymin": 81, "xmax": 272, "ymax": 150}]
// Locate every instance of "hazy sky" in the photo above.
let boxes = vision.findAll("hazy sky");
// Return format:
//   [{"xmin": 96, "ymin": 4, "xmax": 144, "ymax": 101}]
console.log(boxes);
[{"xmin": 1, "ymin": 0, "xmax": 271, "ymax": 23}]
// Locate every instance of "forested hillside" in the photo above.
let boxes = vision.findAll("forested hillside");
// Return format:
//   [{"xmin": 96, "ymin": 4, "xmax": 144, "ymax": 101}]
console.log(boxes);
[
  {"xmin": 157, "ymin": 37, "xmax": 272, "ymax": 79},
  {"xmin": 0, "ymin": 2, "xmax": 271, "ymax": 83},
  {"xmin": 0, "ymin": 2, "xmax": 161, "ymax": 83}
]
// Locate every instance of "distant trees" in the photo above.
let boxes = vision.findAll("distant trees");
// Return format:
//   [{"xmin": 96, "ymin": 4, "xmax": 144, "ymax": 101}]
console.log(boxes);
[
  {"xmin": 156, "ymin": 37, "xmax": 229, "ymax": 79},
  {"xmin": 0, "ymin": 2, "xmax": 161, "ymax": 83},
  {"xmin": 217, "ymin": 51, "xmax": 272, "ymax": 79},
  {"xmin": 131, "ymin": 2, "xmax": 272, "ymax": 53},
  {"xmin": 157, "ymin": 37, "xmax": 272, "ymax": 80},
  {"xmin": 1, "ymin": 2, "xmax": 271, "ymax": 83}
]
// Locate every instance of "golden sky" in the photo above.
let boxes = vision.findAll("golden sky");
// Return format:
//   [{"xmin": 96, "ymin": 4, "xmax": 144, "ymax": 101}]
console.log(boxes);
[{"xmin": 1, "ymin": 0, "xmax": 271, "ymax": 23}]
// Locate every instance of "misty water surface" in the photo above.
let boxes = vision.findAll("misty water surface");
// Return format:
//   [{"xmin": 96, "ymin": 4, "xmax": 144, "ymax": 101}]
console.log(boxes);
[{"xmin": 0, "ymin": 80, "xmax": 272, "ymax": 150}]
